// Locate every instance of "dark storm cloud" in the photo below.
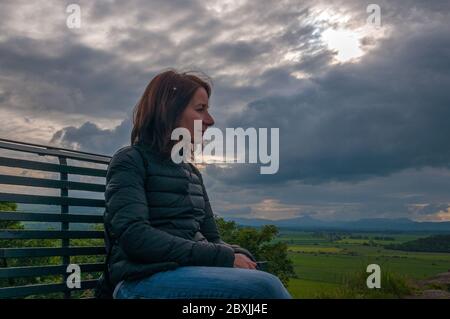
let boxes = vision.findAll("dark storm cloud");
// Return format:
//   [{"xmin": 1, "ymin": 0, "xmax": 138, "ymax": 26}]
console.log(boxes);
[
  {"xmin": 205, "ymin": 166, "xmax": 450, "ymax": 221},
  {"xmin": 0, "ymin": 35, "xmax": 154, "ymax": 118},
  {"xmin": 0, "ymin": 0, "xmax": 323, "ymax": 147},
  {"xmin": 1, "ymin": 0, "xmax": 450, "ymax": 221},
  {"xmin": 209, "ymin": 41, "xmax": 274, "ymax": 64},
  {"xmin": 205, "ymin": 20, "xmax": 450, "ymax": 186},
  {"xmin": 50, "ymin": 117, "xmax": 132, "ymax": 156},
  {"xmin": 0, "ymin": 0, "xmax": 216, "ymax": 123}
]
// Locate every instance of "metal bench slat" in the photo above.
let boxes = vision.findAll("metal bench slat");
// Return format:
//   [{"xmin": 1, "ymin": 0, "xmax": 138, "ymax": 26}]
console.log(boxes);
[
  {"xmin": 0, "ymin": 156, "xmax": 108, "ymax": 177},
  {"xmin": 0, "ymin": 279, "xmax": 99, "ymax": 298},
  {"xmin": 0, "ymin": 263, "xmax": 104, "ymax": 279},
  {"xmin": 0, "ymin": 138, "xmax": 111, "ymax": 160},
  {"xmin": 0, "ymin": 174, "xmax": 105, "ymax": 192},
  {"xmin": 0, "ymin": 140, "xmax": 111, "ymax": 164},
  {"xmin": 0, "ymin": 193, "xmax": 105, "ymax": 207},
  {"xmin": 0, "ymin": 138, "xmax": 111, "ymax": 299},
  {"xmin": 0, "ymin": 246, "xmax": 106, "ymax": 258},
  {"xmin": 0, "ymin": 230, "xmax": 104, "ymax": 239},
  {"xmin": 0, "ymin": 211, "xmax": 103, "ymax": 223}
]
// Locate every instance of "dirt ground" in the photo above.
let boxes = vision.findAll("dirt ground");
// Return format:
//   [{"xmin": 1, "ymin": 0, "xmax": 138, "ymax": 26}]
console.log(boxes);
[{"xmin": 406, "ymin": 271, "xmax": 450, "ymax": 299}]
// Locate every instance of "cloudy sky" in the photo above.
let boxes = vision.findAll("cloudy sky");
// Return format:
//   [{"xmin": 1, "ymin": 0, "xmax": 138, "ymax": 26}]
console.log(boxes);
[{"xmin": 1, "ymin": 0, "xmax": 449, "ymax": 222}]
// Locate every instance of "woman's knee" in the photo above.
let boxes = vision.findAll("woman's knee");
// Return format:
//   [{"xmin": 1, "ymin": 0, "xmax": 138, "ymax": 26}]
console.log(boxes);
[{"xmin": 243, "ymin": 270, "xmax": 292, "ymax": 299}]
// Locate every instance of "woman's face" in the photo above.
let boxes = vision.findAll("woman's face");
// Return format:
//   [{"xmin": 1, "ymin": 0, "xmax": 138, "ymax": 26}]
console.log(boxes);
[{"xmin": 177, "ymin": 87, "xmax": 215, "ymax": 142}]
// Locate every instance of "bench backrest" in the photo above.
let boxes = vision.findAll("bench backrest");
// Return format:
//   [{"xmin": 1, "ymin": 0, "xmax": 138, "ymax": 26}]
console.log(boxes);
[{"xmin": 0, "ymin": 138, "xmax": 111, "ymax": 298}]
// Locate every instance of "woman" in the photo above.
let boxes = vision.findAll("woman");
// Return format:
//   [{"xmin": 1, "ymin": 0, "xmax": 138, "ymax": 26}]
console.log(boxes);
[{"xmin": 99, "ymin": 69, "xmax": 292, "ymax": 299}]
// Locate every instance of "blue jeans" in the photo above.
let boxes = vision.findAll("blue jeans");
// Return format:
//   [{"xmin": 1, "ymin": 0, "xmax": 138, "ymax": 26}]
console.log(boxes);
[{"xmin": 114, "ymin": 266, "xmax": 292, "ymax": 299}]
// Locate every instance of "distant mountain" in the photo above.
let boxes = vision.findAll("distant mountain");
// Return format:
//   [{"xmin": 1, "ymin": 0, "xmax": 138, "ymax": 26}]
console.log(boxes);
[{"xmin": 224, "ymin": 216, "xmax": 450, "ymax": 232}]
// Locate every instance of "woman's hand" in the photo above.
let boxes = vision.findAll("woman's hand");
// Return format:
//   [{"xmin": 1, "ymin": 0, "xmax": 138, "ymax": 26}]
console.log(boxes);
[{"xmin": 233, "ymin": 253, "xmax": 257, "ymax": 269}]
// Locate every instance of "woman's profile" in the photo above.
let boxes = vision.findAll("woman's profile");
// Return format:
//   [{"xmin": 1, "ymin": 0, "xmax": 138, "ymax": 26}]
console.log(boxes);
[{"xmin": 96, "ymin": 69, "xmax": 292, "ymax": 299}]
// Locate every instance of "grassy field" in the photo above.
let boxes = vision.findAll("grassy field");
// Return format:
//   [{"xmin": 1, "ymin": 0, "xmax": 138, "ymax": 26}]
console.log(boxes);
[{"xmin": 280, "ymin": 231, "xmax": 450, "ymax": 298}]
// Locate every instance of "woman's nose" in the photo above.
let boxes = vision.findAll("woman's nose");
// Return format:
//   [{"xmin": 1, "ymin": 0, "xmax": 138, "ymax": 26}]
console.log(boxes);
[{"xmin": 204, "ymin": 111, "xmax": 215, "ymax": 127}]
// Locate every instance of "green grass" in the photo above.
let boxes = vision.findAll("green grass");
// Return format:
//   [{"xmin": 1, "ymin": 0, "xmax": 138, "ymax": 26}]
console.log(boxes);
[
  {"xmin": 287, "ymin": 278, "xmax": 341, "ymax": 298},
  {"xmin": 283, "ymin": 230, "xmax": 450, "ymax": 298},
  {"xmin": 313, "ymin": 269, "xmax": 415, "ymax": 299},
  {"xmin": 288, "ymin": 245, "xmax": 343, "ymax": 254}
]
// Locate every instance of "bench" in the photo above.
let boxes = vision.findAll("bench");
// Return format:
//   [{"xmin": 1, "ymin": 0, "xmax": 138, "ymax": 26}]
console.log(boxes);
[{"xmin": 0, "ymin": 138, "xmax": 110, "ymax": 298}]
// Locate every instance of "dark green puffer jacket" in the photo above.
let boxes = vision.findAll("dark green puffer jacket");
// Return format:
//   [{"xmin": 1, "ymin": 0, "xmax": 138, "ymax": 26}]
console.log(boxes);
[{"xmin": 102, "ymin": 141, "xmax": 255, "ymax": 289}]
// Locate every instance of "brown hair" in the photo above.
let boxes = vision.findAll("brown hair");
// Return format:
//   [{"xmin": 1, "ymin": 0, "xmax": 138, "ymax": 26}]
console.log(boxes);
[{"xmin": 131, "ymin": 68, "xmax": 212, "ymax": 158}]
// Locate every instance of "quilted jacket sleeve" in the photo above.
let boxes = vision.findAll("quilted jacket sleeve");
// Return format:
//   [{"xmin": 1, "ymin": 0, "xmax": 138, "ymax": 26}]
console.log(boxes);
[
  {"xmin": 104, "ymin": 147, "xmax": 235, "ymax": 267},
  {"xmin": 191, "ymin": 164, "xmax": 257, "ymax": 262},
  {"xmin": 201, "ymin": 196, "xmax": 257, "ymax": 262}
]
